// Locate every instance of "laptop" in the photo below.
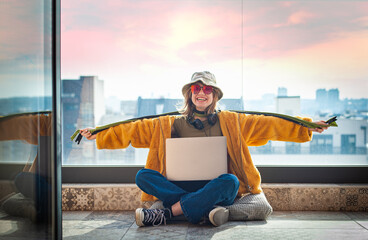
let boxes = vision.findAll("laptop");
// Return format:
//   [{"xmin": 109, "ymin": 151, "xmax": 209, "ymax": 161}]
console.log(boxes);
[{"xmin": 165, "ymin": 136, "xmax": 228, "ymax": 181}]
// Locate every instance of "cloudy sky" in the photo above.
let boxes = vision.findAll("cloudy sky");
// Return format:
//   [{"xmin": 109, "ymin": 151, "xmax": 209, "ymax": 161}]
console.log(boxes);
[{"xmin": 1, "ymin": 1, "xmax": 367, "ymax": 100}]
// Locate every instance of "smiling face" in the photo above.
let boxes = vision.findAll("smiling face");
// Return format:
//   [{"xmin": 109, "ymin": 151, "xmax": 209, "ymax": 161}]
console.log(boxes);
[{"xmin": 191, "ymin": 82, "xmax": 214, "ymax": 111}]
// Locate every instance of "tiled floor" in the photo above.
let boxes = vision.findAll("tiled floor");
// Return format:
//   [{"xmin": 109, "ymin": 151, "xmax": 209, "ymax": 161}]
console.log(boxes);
[
  {"xmin": 61, "ymin": 211, "xmax": 368, "ymax": 240},
  {"xmin": 0, "ymin": 210, "xmax": 367, "ymax": 239}
]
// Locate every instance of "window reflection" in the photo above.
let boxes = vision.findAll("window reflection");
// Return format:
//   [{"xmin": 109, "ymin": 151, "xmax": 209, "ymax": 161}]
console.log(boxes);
[
  {"xmin": 0, "ymin": 112, "xmax": 52, "ymax": 219},
  {"xmin": 0, "ymin": 0, "xmax": 57, "ymax": 239}
]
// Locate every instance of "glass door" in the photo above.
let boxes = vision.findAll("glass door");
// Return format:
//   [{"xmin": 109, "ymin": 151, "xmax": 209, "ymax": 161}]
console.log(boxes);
[{"xmin": 0, "ymin": 0, "xmax": 61, "ymax": 239}]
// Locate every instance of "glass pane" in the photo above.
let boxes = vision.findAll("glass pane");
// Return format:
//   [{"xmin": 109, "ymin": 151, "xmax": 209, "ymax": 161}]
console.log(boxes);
[
  {"xmin": 0, "ymin": 0, "xmax": 58, "ymax": 239},
  {"xmin": 243, "ymin": 1, "xmax": 368, "ymax": 166},
  {"xmin": 61, "ymin": 0, "xmax": 368, "ymax": 167},
  {"xmin": 61, "ymin": 0, "xmax": 243, "ymax": 165}
]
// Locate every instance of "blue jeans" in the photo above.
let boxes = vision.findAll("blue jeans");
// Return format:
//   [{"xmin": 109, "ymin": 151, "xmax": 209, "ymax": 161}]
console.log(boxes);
[
  {"xmin": 14, "ymin": 172, "xmax": 51, "ymax": 222},
  {"xmin": 135, "ymin": 168, "xmax": 239, "ymax": 224}
]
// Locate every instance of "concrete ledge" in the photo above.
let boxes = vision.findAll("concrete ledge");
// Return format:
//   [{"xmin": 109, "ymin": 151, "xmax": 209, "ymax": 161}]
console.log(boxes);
[{"xmin": 62, "ymin": 183, "xmax": 368, "ymax": 211}]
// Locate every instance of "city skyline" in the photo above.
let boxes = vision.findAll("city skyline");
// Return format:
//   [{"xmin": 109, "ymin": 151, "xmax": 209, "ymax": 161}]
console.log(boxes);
[
  {"xmin": 61, "ymin": 76, "xmax": 366, "ymax": 102},
  {"xmin": 0, "ymin": 77, "xmax": 366, "ymax": 101},
  {"xmin": 59, "ymin": 76, "xmax": 368, "ymax": 166},
  {"xmin": 1, "ymin": 78, "xmax": 367, "ymax": 102},
  {"xmin": 2, "ymin": 78, "xmax": 367, "ymax": 117}
]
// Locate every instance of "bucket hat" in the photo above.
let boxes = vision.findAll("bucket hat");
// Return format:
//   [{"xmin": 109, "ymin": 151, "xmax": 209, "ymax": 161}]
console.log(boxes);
[{"xmin": 182, "ymin": 71, "xmax": 223, "ymax": 100}]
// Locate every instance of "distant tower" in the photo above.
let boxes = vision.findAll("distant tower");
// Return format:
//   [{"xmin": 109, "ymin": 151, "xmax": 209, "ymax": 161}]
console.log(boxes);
[
  {"xmin": 277, "ymin": 87, "xmax": 288, "ymax": 97},
  {"xmin": 276, "ymin": 96, "xmax": 301, "ymax": 116},
  {"xmin": 316, "ymin": 88, "xmax": 328, "ymax": 110},
  {"xmin": 62, "ymin": 76, "xmax": 105, "ymax": 163},
  {"xmin": 63, "ymin": 76, "xmax": 105, "ymax": 128},
  {"xmin": 276, "ymin": 87, "xmax": 300, "ymax": 116},
  {"xmin": 328, "ymin": 88, "xmax": 340, "ymax": 113},
  {"xmin": 328, "ymin": 89, "xmax": 339, "ymax": 105}
]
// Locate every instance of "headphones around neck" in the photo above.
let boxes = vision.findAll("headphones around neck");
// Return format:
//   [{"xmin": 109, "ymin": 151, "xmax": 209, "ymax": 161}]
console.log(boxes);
[{"xmin": 187, "ymin": 111, "xmax": 218, "ymax": 130}]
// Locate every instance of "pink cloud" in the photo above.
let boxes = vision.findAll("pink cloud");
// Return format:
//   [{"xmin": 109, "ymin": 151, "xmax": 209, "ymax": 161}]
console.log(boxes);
[
  {"xmin": 0, "ymin": 1, "xmax": 46, "ymax": 59},
  {"xmin": 287, "ymin": 11, "xmax": 315, "ymax": 25},
  {"xmin": 61, "ymin": 1, "xmax": 368, "ymax": 74},
  {"xmin": 59, "ymin": 0, "xmax": 368, "ymax": 100},
  {"xmin": 61, "ymin": 0, "xmax": 243, "ymax": 70},
  {"xmin": 242, "ymin": 2, "xmax": 368, "ymax": 59}
]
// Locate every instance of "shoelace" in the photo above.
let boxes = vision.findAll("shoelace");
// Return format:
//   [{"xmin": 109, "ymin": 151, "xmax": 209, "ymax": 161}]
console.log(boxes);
[{"xmin": 144, "ymin": 209, "xmax": 166, "ymax": 226}]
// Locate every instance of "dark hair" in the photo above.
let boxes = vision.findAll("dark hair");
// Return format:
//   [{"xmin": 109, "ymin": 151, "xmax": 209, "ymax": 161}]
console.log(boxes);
[{"xmin": 178, "ymin": 86, "xmax": 220, "ymax": 117}]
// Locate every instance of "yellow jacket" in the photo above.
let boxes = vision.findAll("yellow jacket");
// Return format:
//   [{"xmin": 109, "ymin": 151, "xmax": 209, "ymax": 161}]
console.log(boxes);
[
  {"xmin": 0, "ymin": 113, "xmax": 52, "ymax": 173},
  {"xmin": 96, "ymin": 111, "xmax": 313, "ymax": 201}
]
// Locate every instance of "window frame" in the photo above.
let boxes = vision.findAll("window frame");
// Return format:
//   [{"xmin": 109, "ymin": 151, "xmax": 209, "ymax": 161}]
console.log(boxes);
[
  {"xmin": 58, "ymin": 0, "xmax": 368, "ymax": 185},
  {"xmin": 61, "ymin": 165, "xmax": 368, "ymax": 184}
]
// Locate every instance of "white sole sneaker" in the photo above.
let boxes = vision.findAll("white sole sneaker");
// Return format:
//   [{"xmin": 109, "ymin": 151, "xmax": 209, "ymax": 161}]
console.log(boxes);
[
  {"xmin": 135, "ymin": 208, "xmax": 145, "ymax": 227},
  {"xmin": 208, "ymin": 207, "xmax": 229, "ymax": 227}
]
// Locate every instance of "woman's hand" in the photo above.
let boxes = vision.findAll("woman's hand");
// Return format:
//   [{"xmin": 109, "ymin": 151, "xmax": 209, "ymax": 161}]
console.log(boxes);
[
  {"xmin": 80, "ymin": 128, "xmax": 97, "ymax": 140},
  {"xmin": 309, "ymin": 121, "xmax": 329, "ymax": 133}
]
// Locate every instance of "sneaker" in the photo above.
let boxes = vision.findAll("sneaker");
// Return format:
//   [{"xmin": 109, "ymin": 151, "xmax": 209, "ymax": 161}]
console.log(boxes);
[
  {"xmin": 208, "ymin": 207, "xmax": 229, "ymax": 227},
  {"xmin": 135, "ymin": 208, "xmax": 171, "ymax": 227}
]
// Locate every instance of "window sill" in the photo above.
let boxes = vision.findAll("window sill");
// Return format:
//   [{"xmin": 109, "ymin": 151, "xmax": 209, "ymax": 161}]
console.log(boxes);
[{"xmin": 62, "ymin": 183, "xmax": 368, "ymax": 211}]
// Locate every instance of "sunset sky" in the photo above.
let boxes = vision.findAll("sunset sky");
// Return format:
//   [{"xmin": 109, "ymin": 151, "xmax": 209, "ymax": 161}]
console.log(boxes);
[{"xmin": 1, "ymin": 1, "xmax": 367, "ymax": 100}]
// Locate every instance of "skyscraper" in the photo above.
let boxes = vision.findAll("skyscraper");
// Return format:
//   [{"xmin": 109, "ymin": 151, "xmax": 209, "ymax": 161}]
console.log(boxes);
[
  {"xmin": 277, "ymin": 87, "xmax": 288, "ymax": 97},
  {"xmin": 316, "ymin": 88, "xmax": 328, "ymax": 110},
  {"xmin": 62, "ymin": 76, "xmax": 105, "ymax": 163},
  {"xmin": 328, "ymin": 88, "xmax": 339, "ymax": 105}
]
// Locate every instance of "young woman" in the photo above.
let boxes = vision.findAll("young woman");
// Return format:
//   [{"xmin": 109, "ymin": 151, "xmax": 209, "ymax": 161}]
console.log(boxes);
[{"xmin": 80, "ymin": 71, "xmax": 328, "ymax": 227}]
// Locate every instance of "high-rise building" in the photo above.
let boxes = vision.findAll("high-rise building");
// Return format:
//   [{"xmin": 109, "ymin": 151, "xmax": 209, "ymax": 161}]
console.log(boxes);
[
  {"xmin": 328, "ymin": 88, "xmax": 339, "ymax": 101},
  {"xmin": 328, "ymin": 88, "xmax": 339, "ymax": 105},
  {"xmin": 277, "ymin": 87, "xmax": 288, "ymax": 97},
  {"xmin": 276, "ymin": 96, "xmax": 301, "ymax": 116},
  {"xmin": 316, "ymin": 88, "xmax": 341, "ymax": 113},
  {"xmin": 61, "ymin": 76, "xmax": 105, "ymax": 163},
  {"xmin": 316, "ymin": 88, "xmax": 328, "ymax": 110}
]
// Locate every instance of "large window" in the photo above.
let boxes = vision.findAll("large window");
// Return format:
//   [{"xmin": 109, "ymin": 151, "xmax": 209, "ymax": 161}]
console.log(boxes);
[
  {"xmin": 0, "ymin": 0, "xmax": 61, "ymax": 238},
  {"xmin": 61, "ymin": 0, "xmax": 368, "ymax": 167}
]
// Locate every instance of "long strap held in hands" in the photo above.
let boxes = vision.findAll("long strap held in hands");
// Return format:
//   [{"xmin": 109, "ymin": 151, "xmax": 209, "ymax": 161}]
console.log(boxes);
[{"xmin": 70, "ymin": 110, "xmax": 338, "ymax": 145}]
